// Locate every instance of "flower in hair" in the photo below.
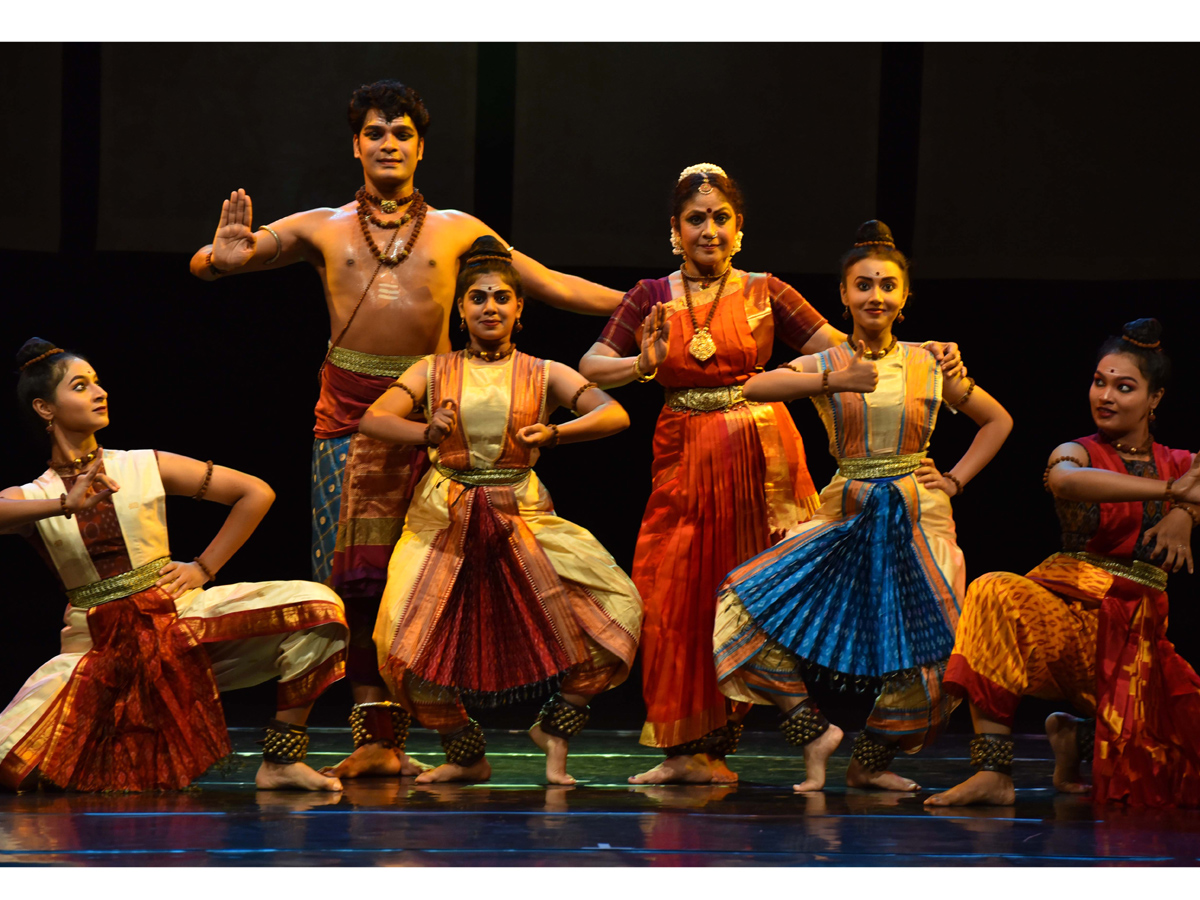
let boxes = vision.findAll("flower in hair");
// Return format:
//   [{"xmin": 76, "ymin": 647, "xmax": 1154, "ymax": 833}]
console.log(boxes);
[{"xmin": 677, "ymin": 163, "xmax": 728, "ymax": 182}]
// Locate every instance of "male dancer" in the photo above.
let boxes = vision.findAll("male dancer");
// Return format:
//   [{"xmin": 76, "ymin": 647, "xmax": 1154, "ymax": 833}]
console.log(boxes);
[{"xmin": 190, "ymin": 80, "xmax": 621, "ymax": 778}]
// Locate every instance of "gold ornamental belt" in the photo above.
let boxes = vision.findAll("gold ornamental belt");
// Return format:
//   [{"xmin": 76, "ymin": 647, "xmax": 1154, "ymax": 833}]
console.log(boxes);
[
  {"xmin": 664, "ymin": 384, "xmax": 746, "ymax": 413},
  {"xmin": 1062, "ymin": 551, "xmax": 1168, "ymax": 593},
  {"xmin": 836, "ymin": 453, "xmax": 924, "ymax": 481},
  {"xmin": 327, "ymin": 345, "xmax": 424, "ymax": 378},
  {"xmin": 66, "ymin": 557, "xmax": 171, "ymax": 609},
  {"xmin": 433, "ymin": 461, "xmax": 531, "ymax": 487}
]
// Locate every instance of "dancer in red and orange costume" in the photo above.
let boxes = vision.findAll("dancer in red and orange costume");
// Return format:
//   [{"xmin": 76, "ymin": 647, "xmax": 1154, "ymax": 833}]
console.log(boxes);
[
  {"xmin": 363, "ymin": 238, "xmax": 642, "ymax": 786},
  {"xmin": 580, "ymin": 166, "xmax": 965, "ymax": 784},
  {"xmin": 928, "ymin": 318, "xmax": 1200, "ymax": 807},
  {"xmin": 0, "ymin": 340, "xmax": 348, "ymax": 793}
]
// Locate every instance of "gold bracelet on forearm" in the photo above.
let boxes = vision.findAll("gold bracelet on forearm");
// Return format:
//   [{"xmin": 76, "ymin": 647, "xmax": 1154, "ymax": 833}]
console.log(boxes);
[
  {"xmin": 633, "ymin": 356, "xmax": 657, "ymax": 383},
  {"xmin": 260, "ymin": 225, "xmax": 282, "ymax": 264}
]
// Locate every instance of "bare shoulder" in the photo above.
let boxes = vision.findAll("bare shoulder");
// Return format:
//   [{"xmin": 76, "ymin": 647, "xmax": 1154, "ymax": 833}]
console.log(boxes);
[
  {"xmin": 0, "ymin": 485, "xmax": 27, "ymax": 501},
  {"xmin": 425, "ymin": 208, "xmax": 498, "ymax": 245},
  {"xmin": 1048, "ymin": 442, "xmax": 1089, "ymax": 466}
]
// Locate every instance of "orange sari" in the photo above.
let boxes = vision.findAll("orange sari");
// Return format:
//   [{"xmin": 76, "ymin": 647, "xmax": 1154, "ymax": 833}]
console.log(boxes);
[{"xmin": 599, "ymin": 272, "xmax": 824, "ymax": 748}]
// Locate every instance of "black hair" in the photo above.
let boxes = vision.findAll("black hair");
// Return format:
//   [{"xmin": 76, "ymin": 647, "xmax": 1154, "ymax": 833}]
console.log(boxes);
[
  {"xmin": 839, "ymin": 220, "xmax": 910, "ymax": 289},
  {"xmin": 1096, "ymin": 318, "xmax": 1171, "ymax": 393},
  {"xmin": 454, "ymin": 236, "xmax": 523, "ymax": 302},
  {"xmin": 15, "ymin": 337, "xmax": 85, "ymax": 430},
  {"xmin": 671, "ymin": 169, "xmax": 746, "ymax": 221},
  {"xmin": 347, "ymin": 80, "xmax": 431, "ymax": 137}
]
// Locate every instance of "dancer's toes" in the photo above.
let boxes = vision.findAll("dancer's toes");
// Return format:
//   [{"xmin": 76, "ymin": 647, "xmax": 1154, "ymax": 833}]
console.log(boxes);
[
  {"xmin": 628, "ymin": 754, "xmax": 712, "ymax": 784},
  {"xmin": 256, "ymin": 761, "xmax": 344, "ymax": 792},
  {"xmin": 846, "ymin": 758, "xmax": 920, "ymax": 792},
  {"xmin": 924, "ymin": 770, "xmax": 1015, "ymax": 806},
  {"xmin": 399, "ymin": 753, "xmax": 434, "ymax": 776},
  {"xmin": 707, "ymin": 756, "xmax": 739, "ymax": 783},
  {"xmin": 321, "ymin": 741, "xmax": 403, "ymax": 779},
  {"xmin": 414, "ymin": 758, "xmax": 491, "ymax": 784},
  {"xmin": 529, "ymin": 725, "xmax": 576, "ymax": 785},
  {"xmin": 793, "ymin": 724, "xmax": 843, "ymax": 792}
]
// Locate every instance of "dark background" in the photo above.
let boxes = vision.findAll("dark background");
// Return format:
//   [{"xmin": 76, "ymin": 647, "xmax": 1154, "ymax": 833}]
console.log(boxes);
[{"xmin": 1, "ymin": 43, "xmax": 1197, "ymax": 739}]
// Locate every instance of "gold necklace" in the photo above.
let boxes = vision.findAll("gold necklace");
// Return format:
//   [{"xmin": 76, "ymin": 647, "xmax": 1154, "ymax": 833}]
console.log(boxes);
[
  {"xmin": 48, "ymin": 446, "xmax": 102, "ymax": 475},
  {"xmin": 859, "ymin": 336, "xmax": 897, "ymax": 360},
  {"xmin": 464, "ymin": 344, "xmax": 515, "ymax": 362},
  {"xmin": 1107, "ymin": 434, "xmax": 1153, "ymax": 455},
  {"xmin": 681, "ymin": 265, "xmax": 732, "ymax": 362}
]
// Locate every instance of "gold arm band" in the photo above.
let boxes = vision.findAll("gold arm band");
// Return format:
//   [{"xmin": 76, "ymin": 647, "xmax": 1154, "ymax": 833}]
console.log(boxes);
[
  {"xmin": 1061, "ymin": 551, "xmax": 1168, "ymax": 593},
  {"xmin": 260, "ymin": 225, "xmax": 282, "ymax": 264},
  {"xmin": 836, "ymin": 453, "xmax": 924, "ymax": 481},
  {"xmin": 433, "ymin": 461, "xmax": 531, "ymax": 487},
  {"xmin": 66, "ymin": 557, "xmax": 171, "ymax": 609},
  {"xmin": 327, "ymin": 345, "xmax": 424, "ymax": 378},
  {"xmin": 664, "ymin": 384, "xmax": 746, "ymax": 413}
]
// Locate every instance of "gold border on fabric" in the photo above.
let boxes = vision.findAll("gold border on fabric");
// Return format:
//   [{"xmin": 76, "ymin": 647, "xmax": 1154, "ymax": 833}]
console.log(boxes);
[
  {"xmin": 328, "ymin": 345, "xmax": 424, "ymax": 378},
  {"xmin": 836, "ymin": 453, "xmax": 923, "ymax": 480},
  {"xmin": 664, "ymin": 384, "xmax": 746, "ymax": 413},
  {"xmin": 1062, "ymin": 551, "xmax": 1168, "ymax": 593},
  {"xmin": 432, "ymin": 461, "xmax": 531, "ymax": 486},
  {"xmin": 65, "ymin": 557, "xmax": 170, "ymax": 608}
]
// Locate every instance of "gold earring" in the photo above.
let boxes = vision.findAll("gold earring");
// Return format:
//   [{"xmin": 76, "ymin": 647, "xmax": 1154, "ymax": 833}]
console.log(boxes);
[
  {"xmin": 45, "ymin": 416, "xmax": 54, "ymax": 434},
  {"xmin": 732, "ymin": 230, "xmax": 744, "ymax": 256},
  {"xmin": 1150, "ymin": 407, "xmax": 1157, "ymax": 422},
  {"xmin": 670, "ymin": 231, "xmax": 683, "ymax": 256},
  {"xmin": 897, "ymin": 311, "xmax": 905, "ymax": 324},
  {"xmin": 459, "ymin": 317, "xmax": 466, "ymax": 332},
  {"xmin": 842, "ymin": 306, "xmax": 850, "ymax": 321}
]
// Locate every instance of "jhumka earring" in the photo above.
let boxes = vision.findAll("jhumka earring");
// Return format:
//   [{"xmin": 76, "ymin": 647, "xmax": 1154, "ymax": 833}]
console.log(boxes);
[
  {"xmin": 842, "ymin": 306, "xmax": 851, "ymax": 320},
  {"xmin": 897, "ymin": 311, "xmax": 905, "ymax": 324},
  {"xmin": 45, "ymin": 417, "xmax": 54, "ymax": 434},
  {"xmin": 1150, "ymin": 407, "xmax": 1157, "ymax": 422},
  {"xmin": 459, "ymin": 317, "xmax": 466, "ymax": 332},
  {"xmin": 732, "ymin": 230, "xmax": 744, "ymax": 256},
  {"xmin": 515, "ymin": 318, "xmax": 524, "ymax": 333},
  {"xmin": 670, "ymin": 231, "xmax": 683, "ymax": 256}
]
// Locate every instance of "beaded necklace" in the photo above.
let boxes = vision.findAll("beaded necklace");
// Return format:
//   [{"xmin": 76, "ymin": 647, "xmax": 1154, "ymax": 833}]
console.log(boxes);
[{"xmin": 680, "ymin": 265, "xmax": 732, "ymax": 363}]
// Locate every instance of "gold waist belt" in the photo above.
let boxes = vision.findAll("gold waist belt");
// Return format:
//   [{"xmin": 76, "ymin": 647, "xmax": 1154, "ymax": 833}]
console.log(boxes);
[
  {"xmin": 66, "ymin": 557, "xmax": 171, "ymax": 609},
  {"xmin": 1062, "ymin": 551, "xmax": 1168, "ymax": 593},
  {"xmin": 328, "ymin": 345, "xmax": 424, "ymax": 378},
  {"xmin": 836, "ymin": 453, "xmax": 924, "ymax": 481},
  {"xmin": 664, "ymin": 384, "xmax": 746, "ymax": 413},
  {"xmin": 434, "ymin": 461, "xmax": 531, "ymax": 487}
]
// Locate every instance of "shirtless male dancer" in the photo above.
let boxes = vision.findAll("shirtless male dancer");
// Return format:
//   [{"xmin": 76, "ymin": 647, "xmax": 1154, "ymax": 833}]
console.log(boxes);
[{"xmin": 190, "ymin": 80, "xmax": 621, "ymax": 780}]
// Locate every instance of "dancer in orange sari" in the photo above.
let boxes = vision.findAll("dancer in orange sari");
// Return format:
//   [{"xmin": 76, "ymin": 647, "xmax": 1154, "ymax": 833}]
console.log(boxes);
[
  {"xmin": 581, "ymin": 166, "xmax": 964, "ymax": 784},
  {"xmin": 928, "ymin": 319, "xmax": 1200, "ymax": 807},
  {"xmin": 364, "ymin": 238, "xmax": 641, "ymax": 785},
  {"xmin": 0, "ymin": 339, "xmax": 348, "ymax": 793}
]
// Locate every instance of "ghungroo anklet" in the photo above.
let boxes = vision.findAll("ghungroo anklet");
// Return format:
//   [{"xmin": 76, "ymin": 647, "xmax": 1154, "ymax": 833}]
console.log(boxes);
[
  {"xmin": 349, "ymin": 701, "xmax": 411, "ymax": 751},
  {"xmin": 666, "ymin": 722, "xmax": 744, "ymax": 759},
  {"xmin": 851, "ymin": 730, "xmax": 898, "ymax": 772},
  {"xmin": 441, "ymin": 719, "xmax": 486, "ymax": 767},
  {"xmin": 779, "ymin": 700, "xmax": 830, "ymax": 747},
  {"xmin": 1075, "ymin": 718, "xmax": 1095, "ymax": 765},
  {"xmin": 969, "ymin": 732, "xmax": 1015, "ymax": 776},
  {"xmin": 534, "ymin": 694, "xmax": 590, "ymax": 741},
  {"xmin": 259, "ymin": 719, "xmax": 310, "ymax": 764}
]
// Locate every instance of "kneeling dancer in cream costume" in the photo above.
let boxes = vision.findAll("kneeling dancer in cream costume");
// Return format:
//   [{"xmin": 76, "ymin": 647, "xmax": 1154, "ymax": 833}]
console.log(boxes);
[
  {"xmin": 364, "ymin": 237, "xmax": 642, "ymax": 786},
  {"xmin": 0, "ymin": 338, "xmax": 348, "ymax": 792}
]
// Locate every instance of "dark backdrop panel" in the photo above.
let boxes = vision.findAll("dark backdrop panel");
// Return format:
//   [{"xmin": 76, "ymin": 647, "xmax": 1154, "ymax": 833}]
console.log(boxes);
[
  {"xmin": 511, "ymin": 43, "xmax": 882, "ymax": 272},
  {"xmin": 914, "ymin": 44, "xmax": 1200, "ymax": 279},
  {"xmin": 95, "ymin": 43, "xmax": 478, "ymax": 252},
  {"xmin": 0, "ymin": 44, "xmax": 61, "ymax": 251}
]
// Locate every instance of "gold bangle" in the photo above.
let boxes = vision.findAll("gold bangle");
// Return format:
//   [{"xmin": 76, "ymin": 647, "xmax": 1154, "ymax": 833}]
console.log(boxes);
[
  {"xmin": 260, "ymin": 225, "xmax": 282, "ymax": 264},
  {"xmin": 633, "ymin": 355, "xmax": 657, "ymax": 383},
  {"xmin": 193, "ymin": 556, "xmax": 215, "ymax": 583}
]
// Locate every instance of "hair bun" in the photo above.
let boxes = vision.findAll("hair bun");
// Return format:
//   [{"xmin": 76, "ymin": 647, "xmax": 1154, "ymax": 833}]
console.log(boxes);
[
  {"xmin": 853, "ymin": 220, "xmax": 896, "ymax": 248},
  {"xmin": 1121, "ymin": 318, "xmax": 1163, "ymax": 350},
  {"xmin": 15, "ymin": 337, "xmax": 63, "ymax": 371},
  {"xmin": 461, "ymin": 235, "xmax": 512, "ymax": 265}
]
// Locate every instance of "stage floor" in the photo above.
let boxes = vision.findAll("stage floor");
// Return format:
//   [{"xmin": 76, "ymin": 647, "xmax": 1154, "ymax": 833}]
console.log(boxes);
[{"xmin": 2, "ymin": 729, "xmax": 1197, "ymax": 866}]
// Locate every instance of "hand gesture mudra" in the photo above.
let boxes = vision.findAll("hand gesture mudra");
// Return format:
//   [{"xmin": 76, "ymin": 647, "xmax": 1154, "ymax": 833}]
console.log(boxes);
[
  {"xmin": 638, "ymin": 304, "xmax": 671, "ymax": 374},
  {"xmin": 831, "ymin": 340, "xmax": 879, "ymax": 394},
  {"xmin": 915, "ymin": 458, "xmax": 959, "ymax": 497},
  {"xmin": 211, "ymin": 188, "xmax": 258, "ymax": 270},
  {"xmin": 1174, "ymin": 452, "xmax": 1200, "ymax": 506},
  {"xmin": 63, "ymin": 458, "xmax": 120, "ymax": 516},
  {"xmin": 516, "ymin": 424, "xmax": 557, "ymax": 448},
  {"xmin": 425, "ymin": 399, "xmax": 458, "ymax": 446}
]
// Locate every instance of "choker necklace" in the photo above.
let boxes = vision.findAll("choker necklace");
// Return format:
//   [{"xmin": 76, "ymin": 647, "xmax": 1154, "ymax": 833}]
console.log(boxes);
[
  {"xmin": 355, "ymin": 189, "xmax": 428, "ymax": 266},
  {"xmin": 48, "ymin": 446, "xmax": 102, "ymax": 476},
  {"xmin": 680, "ymin": 262, "xmax": 732, "ymax": 291},
  {"xmin": 681, "ymin": 264, "xmax": 732, "ymax": 363},
  {"xmin": 361, "ymin": 188, "xmax": 416, "ymax": 217},
  {"xmin": 859, "ymin": 336, "xmax": 897, "ymax": 360},
  {"xmin": 1104, "ymin": 433, "xmax": 1153, "ymax": 455},
  {"xmin": 464, "ymin": 345, "xmax": 516, "ymax": 362}
]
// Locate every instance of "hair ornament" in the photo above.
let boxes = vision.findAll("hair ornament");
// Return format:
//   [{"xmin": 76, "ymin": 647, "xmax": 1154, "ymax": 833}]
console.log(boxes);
[
  {"xmin": 19, "ymin": 348, "xmax": 66, "ymax": 372},
  {"xmin": 853, "ymin": 239, "xmax": 895, "ymax": 248},
  {"xmin": 677, "ymin": 163, "xmax": 728, "ymax": 184},
  {"xmin": 1122, "ymin": 334, "xmax": 1162, "ymax": 350},
  {"xmin": 466, "ymin": 254, "xmax": 513, "ymax": 265}
]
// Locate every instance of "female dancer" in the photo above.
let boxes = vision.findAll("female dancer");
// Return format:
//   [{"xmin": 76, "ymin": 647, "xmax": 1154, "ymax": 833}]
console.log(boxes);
[
  {"xmin": 0, "ymin": 339, "xmax": 349, "ymax": 793},
  {"xmin": 362, "ymin": 237, "xmax": 642, "ymax": 786},
  {"xmin": 579, "ymin": 167, "xmax": 963, "ymax": 784},
  {"xmin": 928, "ymin": 319, "xmax": 1200, "ymax": 807},
  {"xmin": 712, "ymin": 220, "xmax": 1012, "ymax": 792}
]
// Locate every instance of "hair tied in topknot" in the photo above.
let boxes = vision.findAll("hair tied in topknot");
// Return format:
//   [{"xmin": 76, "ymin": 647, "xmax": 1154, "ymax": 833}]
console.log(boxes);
[
  {"xmin": 18, "ymin": 347, "xmax": 65, "ymax": 372},
  {"xmin": 1120, "ymin": 318, "xmax": 1163, "ymax": 351},
  {"xmin": 854, "ymin": 239, "xmax": 895, "ymax": 248},
  {"xmin": 853, "ymin": 219, "xmax": 897, "ymax": 248}
]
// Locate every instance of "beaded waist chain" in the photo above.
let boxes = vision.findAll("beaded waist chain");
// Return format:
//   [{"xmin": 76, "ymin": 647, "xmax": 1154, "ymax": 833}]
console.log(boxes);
[
  {"xmin": 327, "ymin": 345, "xmax": 424, "ymax": 378},
  {"xmin": 836, "ymin": 453, "xmax": 924, "ymax": 481},
  {"xmin": 1061, "ymin": 551, "xmax": 1168, "ymax": 593},
  {"xmin": 433, "ymin": 461, "xmax": 531, "ymax": 487},
  {"xmin": 664, "ymin": 384, "xmax": 746, "ymax": 413},
  {"xmin": 66, "ymin": 557, "xmax": 171, "ymax": 609}
]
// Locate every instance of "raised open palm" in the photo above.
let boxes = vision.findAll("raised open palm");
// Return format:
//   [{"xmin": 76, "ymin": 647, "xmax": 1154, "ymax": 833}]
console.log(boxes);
[{"xmin": 212, "ymin": 188, "xmax": 258, "ymax": 269}]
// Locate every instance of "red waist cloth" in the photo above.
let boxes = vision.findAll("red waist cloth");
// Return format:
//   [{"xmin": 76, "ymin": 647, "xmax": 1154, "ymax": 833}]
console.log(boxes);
[
  {"xmin": 40, "ymin": 588, "xmax": 230, "ymax": 791},
  {"xmin": 314, "ymin": 362, "xmax": 396, "ymax": 438}
]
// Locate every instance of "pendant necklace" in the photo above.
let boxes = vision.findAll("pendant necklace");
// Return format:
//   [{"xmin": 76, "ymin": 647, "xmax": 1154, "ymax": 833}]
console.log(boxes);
[{"xmin": 681, "ymin": 263, "xmax": 732, "ymax": 363}]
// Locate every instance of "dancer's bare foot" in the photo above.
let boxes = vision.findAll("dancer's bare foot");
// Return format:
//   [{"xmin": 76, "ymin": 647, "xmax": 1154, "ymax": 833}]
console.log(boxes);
[
  {"xmin": 846, "ymin": 757, "xmax": 920, "ymax": 791},
  {"xmin": 1045, "ymin": 713, "xmax": 1090, "ymax": 794},
  {"xmin": 628, "ymin": 754, "xmax": 713, "ymax": 784},
  {"xmin": 924, "ymin": 770, "xmax": 1016, "ymax": 806},
  {"xmin": 707, "ymin": 756, "xmax": 739, "ymax": 783},
  {"xmin": 321, "ymin": 742, "xmax": 434, "ymax": 778},
  {"xmin": 255, "ymin": 760, "xmax": 343, "ymax": 792},
  {"xmin": 414, "ymin": 757, "xmax": 491, "ymax": 784},
  {"xmin": 529, "ymin": 724, "xmax": 577, "ymax": 785},
  {"xmin": 793, "ymin": 724, "xmax": 844, "ymax": 792}
]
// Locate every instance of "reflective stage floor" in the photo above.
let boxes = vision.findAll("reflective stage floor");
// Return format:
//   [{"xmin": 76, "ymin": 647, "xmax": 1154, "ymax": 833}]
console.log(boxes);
[{"xmin": 2, "ymin": 729, "xmax": 1198, "ymax": 866}]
